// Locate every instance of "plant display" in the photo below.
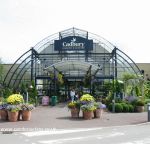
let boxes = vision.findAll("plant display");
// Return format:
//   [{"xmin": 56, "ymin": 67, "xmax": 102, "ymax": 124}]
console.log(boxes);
[
  {"xmin": 80, "ymin": 94, "xmax": 95, "ymax": 104},
  {"xmin": 144, "ymin": 81, "xmax": 150, "ymax": 98},
  {"xmin": 0, "ymin": 103, "xmax": 8, "ymax": 110},
  {"xmin": 136, "ymin": 100, "xmax": 145, "ymax": 106},
  {"xmin": 67, "ymin": 101, "xmax": 80, "ymax": 109},
  {"xmin": 28, "ymin": 81, "xmax": 38, "ymax": 104},
  {"xmin": 115, "ymin": 103, "xmax": 123, "ymax": 113},
  {"xmin": 108, "ymin": 103, "xmax": 123, "ymax": 112},
  {"xmin": 50, "ymin": 72, "xmax": 64, "ymax": 85},
  {"xmin": 94, "ymin": 102, "xmax": 106, "ymax": 109},
  {"xmin": 57, "ymin": 73, "xmax": 64, "ymax": 85},
  {"xmin": 128, "ymin": 104, "xmax": 134, "ymax": 112},
  {"xmin": 2, "ymin": 87, "xmax": 13, "ymax": 99},
  {"xmin": 6, "ymin": 104, "xmax": 21, "ymax": 112},
  {"xmin": 21, "ymin": 103, "xmax": 35, "ymax": 111},
  {"xmin": 6, "ymin": 94, "xmax": 24, "ymax": 105},
  {"xmin": 121, "ymin": 103, "xmax": 129, "ymax": 112},
  {"xmin": 81, "ymin": 104, "xmax": 96, "ymax": 112}
]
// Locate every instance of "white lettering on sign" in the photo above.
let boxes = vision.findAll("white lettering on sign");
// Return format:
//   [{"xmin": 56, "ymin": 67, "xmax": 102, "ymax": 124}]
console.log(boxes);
[{"xmin": 62, "ymin": 38, "xmax": 85, "ymax": 49}]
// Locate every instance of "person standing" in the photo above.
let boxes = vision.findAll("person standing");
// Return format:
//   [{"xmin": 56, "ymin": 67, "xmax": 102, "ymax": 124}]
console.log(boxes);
[{"xmin": 70, "ymin": 89, "xmax": 75, "ymax": 102}]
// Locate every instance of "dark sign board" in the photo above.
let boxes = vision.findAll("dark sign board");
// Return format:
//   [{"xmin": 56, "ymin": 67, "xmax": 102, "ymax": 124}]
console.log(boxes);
[{"xmin": 54, "ymin": 36, "xmax": 93, "ymax": 51}]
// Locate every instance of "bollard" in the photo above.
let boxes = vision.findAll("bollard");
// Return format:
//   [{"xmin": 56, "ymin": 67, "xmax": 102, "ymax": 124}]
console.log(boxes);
[
  {"xmin": 112, "ymin": 99, "xmax": 115, "ymax": 113},
  {"xmin": 147, "ymin": 103, "xmax": 150, "ymax": 122}
]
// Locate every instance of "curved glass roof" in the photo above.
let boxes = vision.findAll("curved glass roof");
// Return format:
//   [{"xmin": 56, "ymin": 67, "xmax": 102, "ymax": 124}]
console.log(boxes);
[
  {"xmin": 3, "ymin": 27, "xmax": 141, "ymax": 88},
  {"xmin": 34, "ymin": 27, "xmax": 114, "ymax": 53}
]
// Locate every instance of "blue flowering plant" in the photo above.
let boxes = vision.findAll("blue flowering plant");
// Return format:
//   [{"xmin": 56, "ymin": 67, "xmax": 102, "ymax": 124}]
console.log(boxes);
[
  {"xmin": 6, "ymin": 104, "xmax": 21, "ymax": 112},
  {"xmin": 81, "ymin": 104, "xmax": 96, "ymax": 112},
  {"xmin": 21, "ymin": 103, "xmax": 35, "ymax": 111},
  {"xmin": 94, "ymin": 102, "xmax": 106, "ymax": 109},
  {"xmin": 0, "ymin": 102, "xmax": 8, "ymax": 110}
]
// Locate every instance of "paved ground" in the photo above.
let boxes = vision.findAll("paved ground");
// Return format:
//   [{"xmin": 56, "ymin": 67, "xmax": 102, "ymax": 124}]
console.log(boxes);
[{"xmin": 0, "ymin": 103, "xmax": 148, "ymax": 130}]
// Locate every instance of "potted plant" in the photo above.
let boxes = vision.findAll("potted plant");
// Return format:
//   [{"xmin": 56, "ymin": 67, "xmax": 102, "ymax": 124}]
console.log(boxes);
[
  {"xmin": 6, "ymin": 94, "xmax": 24, "ymax": 105},
  {"xmin": 6, "ymin": 94, "xmax": 24, "ymax": 121},
  {"xmin": 0, "ymin": 102, "xmax": 8, "ymax": 120},
  {"xmin": 6, "ymin": 104, "xmax": 21, "ymax": 122},
  {"xmin": 94, "ymin": 102, "xmax": 106, "ymax": 118},
  {"xmin": 81, "ymin": 104, "xmax": 96, "ymax": 120},
  {"xmin": 21, "ymin": 103, "xmax": 35, "ymax": 121},
  {"xmin": 67, "ymin": 101, "xmax": 80, "ymax": 118},
  {"xmin": 135, "ymin": 100, "xmax": 145, "ymax": 112},
  {"xmin": 80, "ymin": 94, "xmax": 95, "ymax": 105}
]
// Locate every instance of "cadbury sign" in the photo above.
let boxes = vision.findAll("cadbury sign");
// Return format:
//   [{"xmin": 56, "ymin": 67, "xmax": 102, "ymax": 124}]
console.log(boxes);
[{"xmin": 54, "ymin": 36, "xmax": 93, "ymax": 51}]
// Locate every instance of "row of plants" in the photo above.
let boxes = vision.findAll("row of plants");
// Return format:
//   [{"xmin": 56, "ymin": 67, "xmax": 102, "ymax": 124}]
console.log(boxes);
[
  {"xmin": 0, "ymin": 80, "xmax": 38, "ymax": 105},
  {"xmin": 0, "ymin": 94, "xmax": 35, "ymax": 122},
  {"xmin": 67, "ymin": 94, "xmax": 106, "ymax": 120},
  {"xmin": 107, "ymin": 99, "xmax": 145, "ymax": 113}
]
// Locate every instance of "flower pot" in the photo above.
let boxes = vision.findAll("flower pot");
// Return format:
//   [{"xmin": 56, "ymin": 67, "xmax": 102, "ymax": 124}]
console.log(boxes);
[
  {"xmin": 71, "ymin": 108, "xmax": 80, "ymax": 118},
  {"xmin": 18, "ymin": 110, "xmax": 22, "ymax": 120},
  {"xmin": 0, "ymin": 109, "xmax": 8, "ymax": 120},
  {"xmin": 94, "ymin": 109, "xmax": 103, "ymax": 118},
  {"xmin": 83, "ymin": 111, "xmax": 93, "ymax": 120},
  {"xmin": 136, "ymin": 106, "xmax": 144, "ymax": 112},
  {"xmin": 7, "ymin": 111, "xmax": 19, "ymax": 122},
  {"xmin": 22, "ymin": 110, "xmax": 31, "ymax": 121}
]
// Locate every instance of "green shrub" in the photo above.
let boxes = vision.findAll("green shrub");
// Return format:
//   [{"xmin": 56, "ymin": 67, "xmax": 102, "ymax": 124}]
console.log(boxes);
[
  {"xmin": 131, "ymin": 99, "xmax": 137, "ymax": 106},
  {"xmin": 115, "ymin": 98, "xmax": 122, "ymax": 103},
  {"xmin": 136, "ymin": 100, "xmax": 145, "ymax": 106},
  {"xmin": 128, "ymin": 104, "xmax": 134, "ymax": 112},
  {"xmin": 108, "ymin": 103, "xmax": 113, "ymax": 112},
  {"xmin": 121, "ymin": 103, "xmax": 129, "ymax": 112},
  {"xmin": 115, "ymin": 103, "xmax": 123, "ymax": 113},
  {"xmin": 144, "ymin": 99, "xmax": 150, "ymax": 104},
  {"xmin": 108, "ymin": 103, "xmax": 124, "ymax": 113}
]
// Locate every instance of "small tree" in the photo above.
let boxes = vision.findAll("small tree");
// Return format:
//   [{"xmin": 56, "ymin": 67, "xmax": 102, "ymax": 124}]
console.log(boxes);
[{"xmin": 122, "ymin": 73, "xmax": 137, "ymax": 96}]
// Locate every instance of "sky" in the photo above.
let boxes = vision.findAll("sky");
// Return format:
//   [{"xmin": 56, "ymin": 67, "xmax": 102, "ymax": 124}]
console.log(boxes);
[{"xmin": 0, "ymin": 0, "xmax": 150, "ymax": 63}]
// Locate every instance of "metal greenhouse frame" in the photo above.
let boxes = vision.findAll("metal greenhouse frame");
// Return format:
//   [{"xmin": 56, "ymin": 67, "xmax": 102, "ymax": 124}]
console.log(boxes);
[{"xmin": 3, "ymin": 27, "xmax": 142, "ymax": 98}]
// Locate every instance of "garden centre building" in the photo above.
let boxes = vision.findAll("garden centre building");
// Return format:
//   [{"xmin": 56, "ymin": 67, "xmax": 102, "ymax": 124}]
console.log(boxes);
[{"xmin": 2, "ymin": 28, "xmax": 142, "ymax": 98}]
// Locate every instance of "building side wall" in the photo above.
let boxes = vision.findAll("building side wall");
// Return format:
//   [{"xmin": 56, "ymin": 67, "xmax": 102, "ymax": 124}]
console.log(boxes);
[{"xmin": 136, "ymin": 63, "xmax": 150, "ymax": 80}]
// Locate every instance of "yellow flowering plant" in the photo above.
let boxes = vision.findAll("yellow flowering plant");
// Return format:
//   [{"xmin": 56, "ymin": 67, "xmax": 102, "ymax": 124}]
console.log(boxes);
[
  {"xmin": 6, "ymin": 94, "xmax": 24, "ymax": 105},
  {"xmin": 80, "ymin": 94, "xmax": 95, "ymax": 104},
  {"xmin": 67, "ymin": 101, "xmax": 80, "ymax": 109}
]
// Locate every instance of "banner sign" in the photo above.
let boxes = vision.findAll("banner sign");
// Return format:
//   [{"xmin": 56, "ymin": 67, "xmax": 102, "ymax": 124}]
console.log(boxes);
[{"xmin": 54, "ymin": 36, "xmax": 93, "ymax": 51}]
